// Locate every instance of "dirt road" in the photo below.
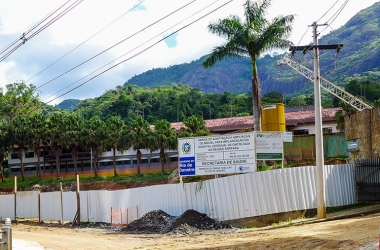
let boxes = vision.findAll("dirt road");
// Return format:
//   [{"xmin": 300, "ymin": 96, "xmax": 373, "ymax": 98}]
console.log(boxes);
[{"xmin": 10, "ymin": 211, "xmax": 380, "ymax": 250}]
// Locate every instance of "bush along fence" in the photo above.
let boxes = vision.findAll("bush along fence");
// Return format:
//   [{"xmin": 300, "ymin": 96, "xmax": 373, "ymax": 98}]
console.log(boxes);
[{"xmin": 0, "ymin": 164, "xmax": 356, "ymax": 224}]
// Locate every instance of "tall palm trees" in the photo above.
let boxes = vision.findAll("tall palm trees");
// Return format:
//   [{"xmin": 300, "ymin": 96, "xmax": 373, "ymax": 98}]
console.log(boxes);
[
  {"xmin": 151, "ymin": 120, "xmax": 177, "ymax": 174},
  {"xmin": 27, "ymin": 114, "xmax": 47, "ymax": 181},
  {"xmin": 10, "ymin": 116, "xmax": 30, "ymax": 181},
  {"xmin": 63, "ymin": 113, "xmax": 85, "ymax": 176},
  {"xmin": 85, "ymin": 116, "xmax": 105, "ymax": 178},
  {"xmin": 203, "ymin": 0, "xmax": 294, "ymax": 131},
  {"xmin": 105, "ymin": 116, "xmax": 128, "ymax": 177},
  {"xmin": 127, "ymin": 116, "xmax": 152, "ymax": 176}
]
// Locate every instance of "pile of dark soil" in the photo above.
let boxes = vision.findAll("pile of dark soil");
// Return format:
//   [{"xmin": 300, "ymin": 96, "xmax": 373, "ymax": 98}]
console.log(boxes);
[
  {"xmin": 122, "ymin": 209, "xmax": 231, "ymax": 234},
  {"xmin": 168, "ymin": 209, "xmax": 231, "ymax": 231},
  {"xmin": 122, "ymin": 210, "xmax": 174, "ymax": 234}
]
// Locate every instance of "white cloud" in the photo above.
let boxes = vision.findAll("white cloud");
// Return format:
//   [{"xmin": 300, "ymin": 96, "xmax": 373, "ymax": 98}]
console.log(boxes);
[{"xmin": 0, "ymin": 0, "xmax": 378, "ymax": 103}]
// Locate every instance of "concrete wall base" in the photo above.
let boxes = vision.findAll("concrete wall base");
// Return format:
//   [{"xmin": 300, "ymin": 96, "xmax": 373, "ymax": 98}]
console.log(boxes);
[{"xmin": 225, "ymin": 209, "xmax": 317, "ymax": 228}]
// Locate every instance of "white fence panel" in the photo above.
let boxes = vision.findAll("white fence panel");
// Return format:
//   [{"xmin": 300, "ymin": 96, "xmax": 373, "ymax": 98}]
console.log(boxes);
[
  {"xmin": 0, "ymin": 164, "xmax": 358, "ymax": 223},
  {"xmin": 40, "ymin": 192, "xmax": 62, "ymax": 221},
  {"xmin": 62, "ymin": 192, "xmax": 76, "ymax": 221},
  {"xmin": 325, "ymin": 164, "xmax": 356, "ymax": 207},
  {"xmin": 87, "ymin": 190, "xmax": 111, "ymax": 222},
  {"xmin": 16, "ymin": 191, "xmax": 38, "ymax": 219},
  {"xmin": 0, "ymin": 194, "xmax": 14, "ymax": 220},
  {"xmin": 80, "ymin": 191, "xmax": 89, "ymax": 222}
]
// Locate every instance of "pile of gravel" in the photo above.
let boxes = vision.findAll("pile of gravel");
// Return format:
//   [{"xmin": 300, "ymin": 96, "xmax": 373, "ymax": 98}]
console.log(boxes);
[{"xmin": 122, "ymin": 209, "xmax": 231, "ymax": 234}]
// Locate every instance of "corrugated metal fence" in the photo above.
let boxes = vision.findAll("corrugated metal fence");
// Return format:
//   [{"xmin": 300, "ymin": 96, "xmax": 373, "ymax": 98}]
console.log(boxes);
[{"xmin": 0, "ymin": 164, "xmax": 356, "ymax": 223}]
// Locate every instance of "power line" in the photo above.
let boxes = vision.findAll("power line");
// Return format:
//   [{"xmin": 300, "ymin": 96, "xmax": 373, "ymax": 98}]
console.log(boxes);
[
  {"xmin": 317, "ymin": 0, "xmax": 340, "ymax": 23},
  {"xmin": 0, "ymin": 0, "xmax": 71, "ymax": 56},
  {"xmin": 42, "ymin": 0, "xmax": 222, "ymax": 102},
  {"xmin": 0, "ymin": 0, "xmax": 83, "ymax": 63},
  {"xmin": 25, "ymin": 0, "xmax": 147, "ymax": 83},
  {"xmin": 36, "ymin": 0, "xmax": 198, "ymax": 91},
  {"xmin": 319, "ymin": 0, "xmax": 349, "ymax": 35},
  {"xmin": 44, "ymin": 0, "xmax": 233, "ymax": 105}
]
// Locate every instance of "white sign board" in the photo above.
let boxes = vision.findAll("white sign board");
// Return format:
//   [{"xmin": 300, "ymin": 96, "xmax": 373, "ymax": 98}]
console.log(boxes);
[
  {"xmin": 178, "ymin": 132, "xmax": 255, "ymax": 176},
  {"xmin": 256, "ymin": 132, "xmax": 284, "ymax": 160},
  {"xmin": 283, "ymin": 132, "xmax": 293, "ymax": 142}
]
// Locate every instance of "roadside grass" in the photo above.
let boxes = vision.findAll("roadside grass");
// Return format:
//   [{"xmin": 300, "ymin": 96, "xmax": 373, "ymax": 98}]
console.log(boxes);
[
  {"xmin": 326, "ymin": 203, "xmax": 375, "ymax": 214},
  {"xmin": 0, "ymin": 169, "xmax": 176, "ymax": 189}
]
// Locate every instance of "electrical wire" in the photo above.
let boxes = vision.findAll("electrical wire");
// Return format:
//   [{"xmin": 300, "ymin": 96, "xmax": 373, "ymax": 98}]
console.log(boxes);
[
  {"xmin": 0, "ymin": 0, "xmax": 83, "ymax": 63},
  {"xmin": 317, "ymin": 0, "xmax": 340, "ymax": 23},
  {"xmin": 42, "ymin": 0, "xmax": 222, "ymax": 102},
  {"xmin": 44, "ymin": 0, "xmax": 233, "ymax": 105},
  {"xmin": 25, "ymin": 0, "xmax": 147, "ymax": 83},
  {"xmin": 36, "ymin": 0, "xmax": 198, "ymax": 90},
  {"xmin": 319, "ymin": 0, "xmax": 349, "ymax": 35},
  {"xmin": 0, "ymin": 0, "xmax": 71, "ymax": 56}
]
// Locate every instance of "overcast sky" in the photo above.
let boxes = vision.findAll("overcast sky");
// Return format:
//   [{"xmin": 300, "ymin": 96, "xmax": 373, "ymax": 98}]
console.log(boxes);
[{"xmin": 0, "ymin": 0, "xmax": 378, "ymax": 104}]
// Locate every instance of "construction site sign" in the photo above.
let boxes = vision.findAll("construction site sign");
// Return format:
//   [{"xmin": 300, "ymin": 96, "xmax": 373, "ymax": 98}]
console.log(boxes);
[{"xmin": 178, "ymin": 132, "xmax": 255, "ymax": 176}]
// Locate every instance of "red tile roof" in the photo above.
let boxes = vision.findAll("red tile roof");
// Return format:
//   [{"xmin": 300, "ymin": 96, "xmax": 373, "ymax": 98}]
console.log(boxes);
[{"xmin": 171, "ymin": 107, "xmax": 340, "ymax": 133}]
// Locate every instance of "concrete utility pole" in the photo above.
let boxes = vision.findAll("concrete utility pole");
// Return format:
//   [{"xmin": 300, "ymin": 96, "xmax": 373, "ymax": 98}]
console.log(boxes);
[{"xmin": 289, "ymin": 22, "xmax": 343, "ymax": 219}]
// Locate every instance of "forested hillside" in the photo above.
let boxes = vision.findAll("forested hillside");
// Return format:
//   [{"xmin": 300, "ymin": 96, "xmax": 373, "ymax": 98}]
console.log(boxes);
[{"xmin": 124, "ymin": 2, "xmax": 380, "ymax": 99}]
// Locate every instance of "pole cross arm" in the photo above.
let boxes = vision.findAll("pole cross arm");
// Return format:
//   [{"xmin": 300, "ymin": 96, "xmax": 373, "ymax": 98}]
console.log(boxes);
[{"xmin": 290, "ymin": 44, "xmax": 343, "ymax": 51}]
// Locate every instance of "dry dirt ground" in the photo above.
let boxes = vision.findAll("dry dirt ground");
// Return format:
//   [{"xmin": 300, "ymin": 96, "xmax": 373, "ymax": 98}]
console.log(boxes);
[{"xmin": 11, "ymin": 211, "xmax": 380, "ymax": 250}]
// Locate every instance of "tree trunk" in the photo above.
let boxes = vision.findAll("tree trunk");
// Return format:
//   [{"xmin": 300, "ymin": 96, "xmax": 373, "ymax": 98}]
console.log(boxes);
[
  {"xmin": 160, "ymin": 149, "xmax": 165, "ymax": 174},
  {"xmin": 72, "ymin": 147, "xmax": 78, "ymax": 176},
  {"xmin": 251, "ymin": 60, "xmax": 262, "ymax": 132},
  {"xmin": 137, "ymin": 149, "xmax": 141, "ymax": 176},
  {"xmin": 54, "ymin": 149, "xmax": 61, "ymax": 177},
  {"xmin": 36, "ymin": 147, "xmax": 42, "ymax": 181},
  {"xmin": 17, "ymin": 149, "xmax": 25, "ymax": 182},
  {"xmin": 113, "ymin": 148, "xmax": 117, "ymax": 177},
  {"xmin": 0, "ymin": 153, "xmax": 4, "ymax": 182},
  {"xmin": 93, "ymin": 147, "xmax": 98, "ymax": 178}
]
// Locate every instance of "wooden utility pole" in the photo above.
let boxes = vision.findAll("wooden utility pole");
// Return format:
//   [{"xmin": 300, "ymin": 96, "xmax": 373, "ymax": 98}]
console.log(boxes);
[{"xmin": 290, "ymin": 22, "xmax": 343, "ymax": 219}]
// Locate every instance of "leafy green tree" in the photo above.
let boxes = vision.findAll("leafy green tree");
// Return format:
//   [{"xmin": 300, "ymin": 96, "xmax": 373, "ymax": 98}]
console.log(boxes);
[
  {"xmin": 10, "ymin": 116, "xmax": 30, "ymax": 181},
  {"xmin": 46, "ymin": 112, "xmax": 68, "ymax": 178},
  {"xmin": 63, "ymin": 113, "xmax": 85, "ymax": 176},
  {"xmin": 104, "ymin": 116, "xmax": 128, "ymax": 177},
  {"xmin": 0, "ymin": 82, "xmax": 41, "ymax": 123},
  {"xmin": 0, "ymin": 119, "xmax": 10, "ymax": 182},
  {"xmin": 203, "ymin": 0, "xmax": 294, "ymax": 131},
  {"xmin": 334, "ymin": 102, "xmax": 357, "ymax": 132},
  {"xmin": 151, "ymin": 120, "xmax": 178, "ymax": 174},
  {"xmin": 262, "ymin": 91, "xmax": 283, "ymax": 104},
  {"xmin": 179, "ymin": 115, "xmax": 211, "ymax": 137},
  {"xmin": 127, "ymin": 116, "xmax": 152, "ymax": 176},
  {"xmin": 27, "ymin": 114, "xmax": 47, "ymax": 180},
  {"xmin": 287, "ymin": 96, "xmax": 307, "ymax": 107},
  {"xmin": 84, "ymin": 116, "xmax": 106, "ymax": 178}
]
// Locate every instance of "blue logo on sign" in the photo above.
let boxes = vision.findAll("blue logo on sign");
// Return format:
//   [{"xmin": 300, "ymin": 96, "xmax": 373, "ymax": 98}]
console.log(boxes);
[{"xmin": 182, "ymin": 141, "xmax": 191, "ymax": 154}]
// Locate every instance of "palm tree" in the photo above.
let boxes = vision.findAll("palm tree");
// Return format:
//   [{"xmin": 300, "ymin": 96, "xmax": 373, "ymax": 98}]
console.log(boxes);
[
  {"xmin": 203, "ymin": 0, "xmax": 294, "ymax": 131},
  {"xmin": 127, "ymin": 116, "xmax": 152, "ymax": 176},
  {"xmin": 27, "ymin": 114, "xmax": 47, "ymax": 181},
  {"xmin": 104, "ymin": 116, "xmax": 127, "ymax": 177},
  {"xmin": 151, "ymin": 120, "xmax": 178, "ymax": 174},
  {"xmin": 179, "ymin": 115, "xmax": 211, "ymax": 137},
  {"xmin": 10, "ymin": 116, "xmax": 30, "ymax": 181},
  {"xmin": 63, "ymin": 113, "xmax": 85, "ymax": 176},
  {"xmin": 46, "ymin": 112, "xmax": 67, "ymax": 178},
  {"xmin": 85, "ymin": 116, "xmax": 106, "ymax": 178}
]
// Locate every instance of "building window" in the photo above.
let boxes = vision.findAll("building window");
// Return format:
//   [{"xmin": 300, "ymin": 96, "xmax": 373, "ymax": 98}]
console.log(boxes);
[
  {"xmin": 11, "ymin": 153, "xmax": 18, "ymax": 159},
  {"xmin": 25, "ymin": 151, "xmax": 35, "ymax": 158},
  {"xmin": 293, "ymin": 129, "xmax": 309, "ymax": 135},
  {"xmin": 323, "ymin": 127, "xmax": 333, "ymax": 134}
]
